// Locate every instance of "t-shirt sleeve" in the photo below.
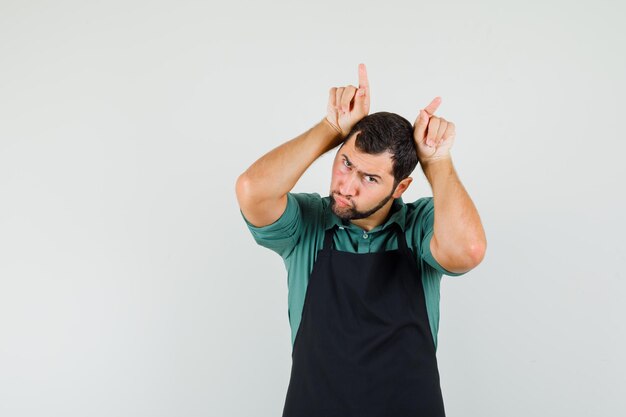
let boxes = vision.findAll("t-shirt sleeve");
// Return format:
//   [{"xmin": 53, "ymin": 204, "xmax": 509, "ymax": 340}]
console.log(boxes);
[
  {"xmin": 239, "ymin": 192, "xmax": 304, "ymax": 259},
  {"xmin": 419, "ymin": 198, "xmax": 468, "ymax": 277}
]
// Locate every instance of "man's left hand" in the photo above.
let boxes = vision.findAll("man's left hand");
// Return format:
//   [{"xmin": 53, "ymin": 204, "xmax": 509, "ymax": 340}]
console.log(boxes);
[{"xmin": 412, "ymin": 96, "xmax": 455, "ymax": 164}]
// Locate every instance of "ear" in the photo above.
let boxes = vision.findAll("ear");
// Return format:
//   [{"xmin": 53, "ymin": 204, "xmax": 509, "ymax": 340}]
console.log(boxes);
[{"xmin": 392, "ymin": 177, "xmax": 412, "ymax": 198}]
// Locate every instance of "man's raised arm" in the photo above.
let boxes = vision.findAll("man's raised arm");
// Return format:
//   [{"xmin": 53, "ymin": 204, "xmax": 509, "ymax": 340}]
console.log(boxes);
[
  {"xmin": 412, "ymin": 96, "xmax": 487, "ymax": 273},
  {"xmin": 235, "ymin": 63, "xmax": 371, "ymax": 227}
]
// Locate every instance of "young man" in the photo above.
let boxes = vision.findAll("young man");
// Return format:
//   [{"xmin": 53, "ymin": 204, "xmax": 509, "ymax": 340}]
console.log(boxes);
[{"xmin": 235, "ymin": 63, "xmax": 486, "ymax": 417}]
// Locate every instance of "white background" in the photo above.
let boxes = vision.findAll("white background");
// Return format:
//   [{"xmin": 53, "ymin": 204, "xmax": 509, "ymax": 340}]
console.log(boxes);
[{"xmin": 1, "ymin": 1, "xmax": 624, "ymax": 416}]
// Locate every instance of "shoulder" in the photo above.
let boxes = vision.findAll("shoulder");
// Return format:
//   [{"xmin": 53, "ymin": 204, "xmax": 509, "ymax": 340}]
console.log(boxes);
[
  {"xmin": 290, "ymin": 192, "xmax": 324, "ymax": 212},
  {"xmin": 239, "ymin": 192, "xmax": 327, "ymax": 259},
  {"xmin": 405, "ymin": 195, "xmax": 433, "ymax": 209},
  {"xmin": 403, "ymin": 196, "xmax": 434, "ymax": 228},
  {"xmin": 290, "ymin": 192, "xmax": 327, "ymax": 233}
]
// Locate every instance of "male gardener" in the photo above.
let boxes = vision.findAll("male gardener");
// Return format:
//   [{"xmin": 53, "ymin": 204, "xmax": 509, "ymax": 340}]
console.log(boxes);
[{"xmin": 235, "ymin": 63, "xmax": 486, "ymax": 417}]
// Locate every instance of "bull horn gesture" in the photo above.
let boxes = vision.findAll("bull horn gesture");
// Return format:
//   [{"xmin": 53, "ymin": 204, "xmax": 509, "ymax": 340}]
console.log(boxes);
[{"xmin": 413, "ymin": 96, "xmax": 455, "ymax": 164}]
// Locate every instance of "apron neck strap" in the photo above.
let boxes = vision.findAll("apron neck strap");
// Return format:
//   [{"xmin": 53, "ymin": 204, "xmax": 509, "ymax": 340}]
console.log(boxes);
[
  {"xmin": 323, "ymin": 225, "xmax": 336, "ymax": 250},
  {"xmin": 394, "ymin": 222, "xmax": 409, "ymax": 254}
]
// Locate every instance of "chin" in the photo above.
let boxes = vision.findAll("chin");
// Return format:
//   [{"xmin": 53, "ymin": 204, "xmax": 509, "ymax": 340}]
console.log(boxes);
[{"xmin": 330, "ymin": 203, "xmax": 353, "ymax": 220}]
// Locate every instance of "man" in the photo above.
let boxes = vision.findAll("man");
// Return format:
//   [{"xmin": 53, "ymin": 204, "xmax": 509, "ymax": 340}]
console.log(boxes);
[{"xmin": 235, "ymin": 63, "xmax": 486, "ymax": 417}]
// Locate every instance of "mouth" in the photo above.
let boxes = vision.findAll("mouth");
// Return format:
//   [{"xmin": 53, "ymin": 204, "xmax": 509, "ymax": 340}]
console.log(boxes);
[{"xmin": 334, "ymin": 194, "xmax": 351, "ymax": 207}]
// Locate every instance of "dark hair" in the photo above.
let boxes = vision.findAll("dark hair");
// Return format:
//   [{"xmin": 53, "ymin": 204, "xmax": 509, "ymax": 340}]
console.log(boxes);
[{"xmin": 340, "ymin": 111, "xmax": 418, "ymax": 189}]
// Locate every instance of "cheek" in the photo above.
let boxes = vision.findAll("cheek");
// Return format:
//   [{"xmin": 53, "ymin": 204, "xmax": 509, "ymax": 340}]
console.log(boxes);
[
  {"xmin": 332, "ymin": 165, "xmax": 345, "ymax": 181},
  {"xmin": 330, "ymin": 171, "xmax": 338, "ymax": 189}
]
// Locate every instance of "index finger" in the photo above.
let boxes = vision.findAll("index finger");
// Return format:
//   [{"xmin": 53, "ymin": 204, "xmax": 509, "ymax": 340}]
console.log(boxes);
[
  {"xmin": 423, "ymin": 96, "xmax": 442, "ymax": 115},
  {"xmin": 358, "ymin": 63, "xmax": 369, "ymax": 92}
]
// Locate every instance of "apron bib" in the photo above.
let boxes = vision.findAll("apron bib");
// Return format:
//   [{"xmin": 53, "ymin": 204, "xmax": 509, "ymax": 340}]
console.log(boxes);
[{"xmin": 282, "ymin": 223, "xmax": 446, "ymax": 417}]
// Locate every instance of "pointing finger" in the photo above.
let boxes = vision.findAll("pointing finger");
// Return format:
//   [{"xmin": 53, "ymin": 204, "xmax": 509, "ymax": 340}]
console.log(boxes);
[
  {"xmin": 423, "ymin": 96, "xmax": 442, "ymax": 116},
  {"xmin": 355, "ymin": 63, "xmax": 370, "ymax": 113},
  {"xmin": 358, "ymin": 63, "xmax": 369, "ymax": 94}
]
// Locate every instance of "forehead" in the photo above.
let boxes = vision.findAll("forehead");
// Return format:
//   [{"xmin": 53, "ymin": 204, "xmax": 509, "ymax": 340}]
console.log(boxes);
[{"xmin": 338, "ymin": 134, "xmax": 394, "ymax": 176}]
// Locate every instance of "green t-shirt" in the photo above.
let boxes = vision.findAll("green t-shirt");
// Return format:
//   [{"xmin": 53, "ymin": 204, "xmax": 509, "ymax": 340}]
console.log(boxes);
[{"xmin": 240, "ymin": 192, "xmax": 467, "ymax": 352}]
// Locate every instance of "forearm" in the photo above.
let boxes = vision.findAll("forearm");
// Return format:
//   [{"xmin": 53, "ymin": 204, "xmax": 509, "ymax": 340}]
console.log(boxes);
[
  {"xmin": 237, "ymin": 118, "xmax": 344, "ymax": 201},
  {"xmin": 422, "ymin": 158, "xmax": 486, "ymax": 266}
]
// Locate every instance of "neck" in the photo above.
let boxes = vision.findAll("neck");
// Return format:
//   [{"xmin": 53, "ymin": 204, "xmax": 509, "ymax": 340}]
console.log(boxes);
[{"xmin": 349, "ymin": 199, "xmax": 395, "ymax": 232}]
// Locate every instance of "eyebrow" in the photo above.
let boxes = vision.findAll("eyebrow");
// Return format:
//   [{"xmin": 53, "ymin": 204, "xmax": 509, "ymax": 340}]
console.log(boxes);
[{"xmin": 341, "ymin": 154, "xmax": 383, "ymax": 180}]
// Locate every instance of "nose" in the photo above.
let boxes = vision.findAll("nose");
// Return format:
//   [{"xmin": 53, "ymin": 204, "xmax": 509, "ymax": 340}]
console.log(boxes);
[{"xmin": 339, "ymin": 173, "xmax": 358, "ymax": 197}]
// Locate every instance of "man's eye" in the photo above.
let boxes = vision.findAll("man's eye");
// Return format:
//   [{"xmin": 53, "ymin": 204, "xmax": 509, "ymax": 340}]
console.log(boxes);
[
  {"xmin": 365, "ymin": 176, "xmax": 377, "ymax": 183},
  {"xmin": 343, "ymin": 159, "xmax": 351, "ymax": 167}
]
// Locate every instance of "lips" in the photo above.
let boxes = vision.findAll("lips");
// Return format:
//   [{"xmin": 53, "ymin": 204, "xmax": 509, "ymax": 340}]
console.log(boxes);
[{"xmin": 335, "ymin": 195, "xmax": 351, "ymax": 207}]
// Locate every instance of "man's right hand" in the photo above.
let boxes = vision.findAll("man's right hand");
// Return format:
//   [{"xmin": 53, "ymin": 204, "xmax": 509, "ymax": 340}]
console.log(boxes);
[
  {"xmin": 237, "ymin": 64, "xmax": 371, "ymax": 228},
  {"xmin": 326, "ymin": 63, "xmax": 371, "ymax": 138}
]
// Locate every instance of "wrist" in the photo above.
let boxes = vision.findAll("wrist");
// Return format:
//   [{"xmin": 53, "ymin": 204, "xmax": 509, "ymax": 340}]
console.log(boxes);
[
  {"xmin": 420, "ymin": 156, "xmax": 453, "ymax": 181},
  {"xmin": 316, "ymin": 117, "xmax": 346, "ymax": 153},
  {"xmin": 322, "ymin": 117, "xmax": 345, "ymax": 138},
  {"xmin": 420, "ymin": 154, "xmax": 452, "ymax": 167}
]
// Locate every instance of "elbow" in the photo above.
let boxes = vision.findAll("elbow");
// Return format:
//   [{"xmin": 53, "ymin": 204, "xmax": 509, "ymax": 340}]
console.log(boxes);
[
  {"xmin": 432, "ymin": 233, "xmax": 486, "ymax": 274},
  {"xmin": 466, "ymin": 238, "xmax": 487, "ymax": 268},
  {"xmin": 450, "ymin": 237, "xmax": 487, "ymax": 272},
  {"xmin": 236, "ymin": 172, "xmax": 270, "ymax": 208},
  {"xmin": 235, "ymin": 173, "xmax": 253, "ymax": 205},
  {"xmin": 235, "ymin": 172, "xmax": 247, "ymax": 195}
]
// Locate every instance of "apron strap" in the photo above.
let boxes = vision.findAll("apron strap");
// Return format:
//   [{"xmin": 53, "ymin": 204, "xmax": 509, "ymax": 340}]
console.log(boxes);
[
  {"xmin": 394, "ymin": 222, "xmax": 410, "ymax": 254},
  {"xmin": 323, "ymin": 225, "xmax": 336, "ymax": 250}
]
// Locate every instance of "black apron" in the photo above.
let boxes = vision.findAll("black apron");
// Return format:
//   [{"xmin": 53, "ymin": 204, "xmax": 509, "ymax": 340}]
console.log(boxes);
[{"xmin": 282, "ymin": 223, "xmax": 446, "ymax": 417}]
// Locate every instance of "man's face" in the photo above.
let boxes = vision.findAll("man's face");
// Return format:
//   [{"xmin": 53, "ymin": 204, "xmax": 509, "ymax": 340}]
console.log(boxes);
[{"xmin": 329, "ymin": 134, "xmax": 398, "ymax": 221}]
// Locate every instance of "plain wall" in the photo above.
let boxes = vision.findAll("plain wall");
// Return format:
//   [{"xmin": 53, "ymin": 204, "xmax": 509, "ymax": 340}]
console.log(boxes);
[{"xmin": 1, "ymin": 0, "xmax": 624, "ymax": 416}]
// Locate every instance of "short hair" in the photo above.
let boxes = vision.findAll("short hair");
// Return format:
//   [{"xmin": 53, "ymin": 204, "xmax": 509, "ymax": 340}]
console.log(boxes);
[{"xmin": 340, "ymin": 111, "xmax": 418, "ymax": 189}]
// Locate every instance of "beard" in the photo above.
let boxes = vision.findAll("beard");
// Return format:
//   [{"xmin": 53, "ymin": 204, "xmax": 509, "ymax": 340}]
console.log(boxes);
[{"xmin": 329, "ymin": 188, "xmax": 395, "ymax": 221}]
